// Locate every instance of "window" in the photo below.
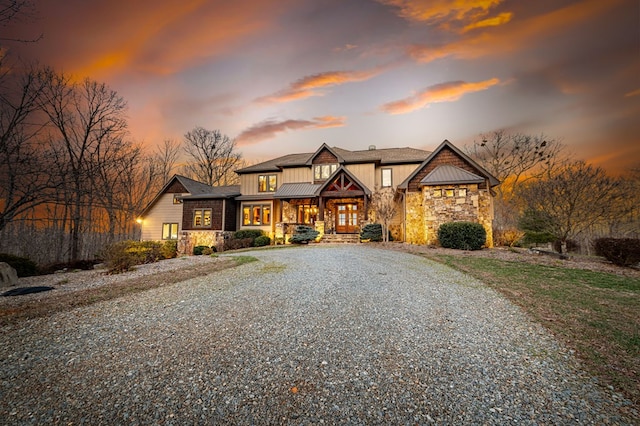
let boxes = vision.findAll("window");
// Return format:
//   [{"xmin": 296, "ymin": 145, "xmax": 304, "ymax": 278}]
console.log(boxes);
[
  {"xmin": 458, "ymin": 188, "xmax": 467, "ymax": 197},
  {"xmin": 173, "ymin": 195, "xmax": 183, "ymax": 204},
  {"xmin": 381, "ymin": 168, "xmax": 392, "ymax": 187},
  {"xmin": 297, "ymin": 205, "xmax": 318, "ymax": 224},
  {"xmin": 193, "ymin": 209, "xmax": 212, "ymax": 227},
  {"xmin": 162, "ymin": 223, "xmax": 179, "ymax": 240},
  {"xmin": 314, "ymin": 164, "xmax": 338, "ymax": 180},
  {"xmin": 242, "ymin": 204, "xmax": 271, "ymax": 226},
  {"xmin": 445, "ymin": 189, "xmax": 454, "ymax": 197},
  {"xmin": 259, "ymin": 174, "xmax": 277, "ymax": 192},
  {"xmin": 433, "ymin": 189, "xmax": 442, "ymax": 198}
]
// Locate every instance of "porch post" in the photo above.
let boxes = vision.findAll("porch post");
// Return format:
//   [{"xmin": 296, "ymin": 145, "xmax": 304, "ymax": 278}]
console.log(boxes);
[
  {"xmin": 364, "ymin": 195, "xmax": 368, "ymax": 220},
  {"xmin": 318, "ymin": 196, "xmax": 324, "ymax": 220},
  {"xmin": 278, "ymin": 199, "xmax": 283, "ymax": 222}
]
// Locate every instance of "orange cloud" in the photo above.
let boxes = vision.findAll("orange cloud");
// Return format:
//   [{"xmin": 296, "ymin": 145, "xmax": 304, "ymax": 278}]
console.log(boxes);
[
  {"xmin": 73, "ymin": 0, "xmax": 291, "ymax": 79},
  {"xmin": 381, "ymin": 78, "xmax": 500, "ymax": 114},
  {"xmin": 407, "ymin": 0, "xmax": 622, "ymax": 64},
  {"xmin": 377, "ymin": 0, "xmax": 503, "ymax": 25},
  {"xmin": 462, "ymin": 12, "xmax": 512, "ymax": 32},
  {"xmin": 237, "ymin": 116, "xmax": 346, "ymax": 145},
  {"xmin": 624, "ymin": 89, "xmax": 640, "ymax": 98},
  {"xmin": 256, "ymin": 69, "xmax": 380, "ymax": 104}
]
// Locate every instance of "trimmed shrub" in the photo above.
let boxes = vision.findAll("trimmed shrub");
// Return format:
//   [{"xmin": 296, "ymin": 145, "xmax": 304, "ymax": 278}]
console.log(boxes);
[
  {"xmin": 437, "ymin": 222, "xmax": 486, "ymax": 251},
  {"xmin": 0, "ymin": 253, "xmax": 39, "ymax": 277},
  {"xmin": 290, "ymin": 225, "xmax": 319, "ymax": 244},
  {"xmin": 594, "ymin": 238, "xmax": 640, "ymax": 267},
  {"xmin": 193, "ymin": 245, "xmax": 210, "ymax": 255},
  {"xmin": 160, "ymin": 240, "xmax": 178, "ymax": 259},
  {"xmin": 233, "ymin": 230, "xmax": 264, "ymax": 240},
  {"xmin": 360, "ymin": 223, "xmax": 383, "ymax": 242},
  {"xmin": 254, "ymin": 235, "xmax": 271, "ymax": 247},
  {"xmin": 224, "ymin": 238, "xmax": 254, "ymax": 251}
]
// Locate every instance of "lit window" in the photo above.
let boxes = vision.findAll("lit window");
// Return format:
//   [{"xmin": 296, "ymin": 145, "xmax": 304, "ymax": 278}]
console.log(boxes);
[
  {"xmin": 314, "ymin": 164, "xmax": 338, "ymax": 180},
  {"xmin": 458, "ymin": 189, "xmax": 467, "ymax": 197},
  {"xmin": 433, "ymin": 189, "xmax": 442, "ymax": 198},
  {"xmin": 193, "ymin": 209, "xmax": 212, "ymax": 227},
  {"xmin": 242, "ymin": 204, "xmax": 272, "ymax": 226},
  {"xmin": 162, "ymin": 223, "xmax": 178, "ymax": 240},
  {"xmin": 382, "ymin": 168, "xmax": 392, "ymax": 187},
  {"xmin": 173, "ymin": 195, "xmax": 182, "ymax": 204},
  {"xmin": 259, "ymin": 174, "xmax": 277, "ymax": 192}
]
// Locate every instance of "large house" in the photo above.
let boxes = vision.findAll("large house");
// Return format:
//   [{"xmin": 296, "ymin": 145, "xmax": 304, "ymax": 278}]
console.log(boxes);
[{"xmin": 139, "ymin": 140, "xmax": 499, "ymax": 252}]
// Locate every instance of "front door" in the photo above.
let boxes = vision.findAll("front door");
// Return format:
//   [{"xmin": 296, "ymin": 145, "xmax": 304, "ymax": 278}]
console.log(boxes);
[{"xmin": 336, "ymin": 203, "xmax": 358, "ymax": 233}]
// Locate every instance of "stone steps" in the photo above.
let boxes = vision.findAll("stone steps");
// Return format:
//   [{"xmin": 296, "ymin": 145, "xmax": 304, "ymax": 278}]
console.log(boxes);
[{"xmin": 320, "ymin": 234, "xmax": 360, "ymax": 244}]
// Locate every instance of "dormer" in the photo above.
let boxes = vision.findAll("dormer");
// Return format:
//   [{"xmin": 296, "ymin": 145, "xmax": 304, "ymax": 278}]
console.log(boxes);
[{"xmin": 306, "ymin": 143, "xmax": 344, "ymax": 183}]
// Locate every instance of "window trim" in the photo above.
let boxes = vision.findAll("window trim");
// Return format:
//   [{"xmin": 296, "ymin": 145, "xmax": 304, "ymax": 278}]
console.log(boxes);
[
  {"xmin": 313, "ymin": 163, "xmax": 338, "ymax": 180},
  {"xmin": 193, "ymin": 208, "xmax": 212, "ymax": 228},
  {"xmin": 258, "ymin": 174, "xmax": 277, "ymax": 192},
  {"xmin": 242, "ymin": 203, "xmax": 272, "ymax": 226},
  {"xmin": 381, "ymin": 168, "xmax": 392, "ymax": 187},
  {"xmin": 162, "ymin": 223, "xmax": 179, "ymax": 240}
]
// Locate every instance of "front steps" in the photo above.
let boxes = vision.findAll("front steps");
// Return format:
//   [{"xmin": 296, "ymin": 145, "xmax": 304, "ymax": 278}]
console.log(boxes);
[{"xmin": 320, "ymin": 233, "xmax": 360, "ymax": 244}]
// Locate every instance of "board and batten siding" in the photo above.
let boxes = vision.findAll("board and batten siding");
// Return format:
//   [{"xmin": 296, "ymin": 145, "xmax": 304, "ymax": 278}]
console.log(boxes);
[
  {"xmin": 345, "ymin": 163, "xmax": 375, "ymax": 192},
  {"xmin": 375, "ymin": 164, "xmax": 421, "ymax": 189},
  {"xmin": 141, "ymin": 193, "xmax": 185, "ymax": 240},
  {"xmin": 239, "ymin": 172, "xmax": 283, "ymax": 196},
  {"xmin": 282, "ymin": 167, "xmax": 312, "ymax": 184}
]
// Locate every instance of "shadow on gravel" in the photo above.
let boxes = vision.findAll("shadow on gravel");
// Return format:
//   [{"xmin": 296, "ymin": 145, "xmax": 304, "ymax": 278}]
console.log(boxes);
[{"xmin": 2, "ymin": 286, "xmax": 55, "ymax": 297}]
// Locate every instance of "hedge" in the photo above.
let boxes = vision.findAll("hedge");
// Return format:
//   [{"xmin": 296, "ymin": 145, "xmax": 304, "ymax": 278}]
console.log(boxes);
[{"xmin": 437, "ymin": 222, "xmax": 486, "ymax": 251}]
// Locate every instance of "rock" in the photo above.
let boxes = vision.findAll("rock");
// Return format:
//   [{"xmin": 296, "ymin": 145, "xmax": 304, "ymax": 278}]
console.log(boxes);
[{"xmin": 0, "ymin": 262, "xmax": 18, "ymax": 288}]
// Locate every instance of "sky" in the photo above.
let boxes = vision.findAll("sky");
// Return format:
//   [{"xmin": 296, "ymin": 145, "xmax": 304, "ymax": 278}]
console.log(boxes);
[{"xmin": 3, "ymin": 0, "xmax": 639, "ymax": 173}]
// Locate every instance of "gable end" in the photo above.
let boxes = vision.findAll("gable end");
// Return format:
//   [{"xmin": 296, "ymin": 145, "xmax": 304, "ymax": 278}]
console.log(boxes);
[{"xmin": 407, "ymin": 146, "xmax": 488, "ymax": 192}]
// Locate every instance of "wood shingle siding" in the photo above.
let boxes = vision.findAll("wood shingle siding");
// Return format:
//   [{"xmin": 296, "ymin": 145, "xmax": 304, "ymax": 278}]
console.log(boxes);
[{"xmin": 407, "ymin": 146, "xmax": 488, "ymax": 192}]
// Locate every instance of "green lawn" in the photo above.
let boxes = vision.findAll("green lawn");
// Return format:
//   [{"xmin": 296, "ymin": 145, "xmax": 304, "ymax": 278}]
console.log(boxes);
[{"xmin": 420, "ymin": 254, "xmax": 640, "ymax": 407}]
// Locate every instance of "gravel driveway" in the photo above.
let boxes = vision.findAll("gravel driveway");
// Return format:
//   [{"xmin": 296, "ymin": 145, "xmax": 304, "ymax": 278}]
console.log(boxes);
[{"xmin": 0, "ymin": 245, "xmax": 628, "ymax": 424}]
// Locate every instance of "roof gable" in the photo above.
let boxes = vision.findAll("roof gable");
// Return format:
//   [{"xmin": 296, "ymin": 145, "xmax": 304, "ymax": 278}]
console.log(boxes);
[
  {"xmin": 317, "ymin": 166, "xmax": 371, "ymax": 196},
  {"xmin": 306, "ymin": 143, "xmax": 344, "ymax": 165},
  {"xmin": 398, "ymin": 140, "xmax": 500, "ymax": 191}
]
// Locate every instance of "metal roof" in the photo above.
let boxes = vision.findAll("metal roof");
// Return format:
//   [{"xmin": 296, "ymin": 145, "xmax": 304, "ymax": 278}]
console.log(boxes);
[
  {"xmin": 180, "ymin": 185, "xmax": 241, "ymax": 199},
  {"xmin": 419, "ymin": 165, "xmax": 485, "ymax": 186},
  {"xmin": 274, "ymin": 183, "xmax": 321, "ymax": 199}
]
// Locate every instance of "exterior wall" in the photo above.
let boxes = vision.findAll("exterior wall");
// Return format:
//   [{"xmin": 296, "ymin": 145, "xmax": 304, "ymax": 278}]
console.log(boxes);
[
  {"xmin": 312, "ymin": 149, "xmax": 338, "ymax": 164},
  {"xmin": 224, "ymin": 199, "xmax": 237, "ymax": 231},
  {"xmin": 140, "ymin": 193, "xmax": 184, "ymax": 240},
  {"xmin": 239, "ymin": 172, "xmax": 282, "ymax": 196},
  {"xmin": 282, "ymin": 166, "xmax": 312, "ymax": 184},
  {"xmin": 405, "ymin": 184, "xmax": 495, "ymax": 247},
  {"xmin": 238, "ymin": 200, "xmax": 277, "ymax": 238},
  {"xmin": 375, "ymin": 164, "xmax": 420, "ymax": 189},
  {"xmin": 345, "ymin": 163, "xmax": 375, "ymax": 192},
  {"xmin": 178, "ymin": 230, "xmax": 233, "ymax": 255},
  {"xmin": 182, "ymin": 199, "xmax": 224, "ymax": 230}
]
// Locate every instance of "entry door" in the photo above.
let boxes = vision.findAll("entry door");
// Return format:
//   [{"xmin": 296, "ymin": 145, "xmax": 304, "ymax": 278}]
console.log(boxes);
[{"xmin": 336, "ymin": 204, "xmax": 358, "ymax": 233}]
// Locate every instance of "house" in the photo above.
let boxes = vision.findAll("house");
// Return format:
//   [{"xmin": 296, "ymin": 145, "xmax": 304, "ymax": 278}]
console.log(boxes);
[
  {"xmin": 138, "ymin": 140, "xmax": 499, "ymax": 251},
  {"xmin": 138, "ymin": 175, "xmax": 240, "ymax": 252}
]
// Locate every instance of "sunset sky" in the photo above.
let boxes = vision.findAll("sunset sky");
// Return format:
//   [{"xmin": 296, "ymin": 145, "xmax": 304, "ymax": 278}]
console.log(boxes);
[{"xmin": 4, "ymin": 0, "xmax": 639, "ymax": 172}]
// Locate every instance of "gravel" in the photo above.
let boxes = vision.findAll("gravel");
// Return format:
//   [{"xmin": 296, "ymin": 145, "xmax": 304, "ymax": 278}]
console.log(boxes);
[{"xmin": 0, "ymin": 245, "xmax": 632, "ymax": 424}]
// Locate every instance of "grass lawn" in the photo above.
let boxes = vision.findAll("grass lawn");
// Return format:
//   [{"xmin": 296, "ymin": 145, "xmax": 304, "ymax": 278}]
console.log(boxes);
[{"xmin": 418, "ymin": 252, "xmax": 639, "ymax": 408}]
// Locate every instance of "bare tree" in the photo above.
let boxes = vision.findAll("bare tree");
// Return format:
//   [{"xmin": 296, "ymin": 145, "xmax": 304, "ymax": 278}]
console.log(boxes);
[
  {"xmin": 517, "ymin": 161, "xmax": 624, "ymax": 254},
  {"xmin": 153, "ymin": 138, "xmax": 181, "ymax": 185},
  {"xmin": 0, "ymin": 0, "xmax": 42, "ymax": 43},
  {"xmin": 181, "ymin": 126, "xmax": 241, "ymax": 186},
  {"xmin": 368, "ymin": 186, "xmax": 398, "ymax": 242},
  {"xmin": 466, "ymin": 130, "xmax": 567, "ymax": 230},
  {"xmin": 40, "ymin": 70, "xmax": 128, "ymax": 261},
  {"xmin": 0, "ymin": 60, "xmax": 55, "ymax": 231}
]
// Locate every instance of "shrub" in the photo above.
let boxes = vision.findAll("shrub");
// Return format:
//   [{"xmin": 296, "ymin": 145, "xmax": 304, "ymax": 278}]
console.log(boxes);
[
  {"xmin": 254, "ymin": 235, "xmax": 271, "ymax": 247},
  {"xmin": 233, "ymin": 230, "xmax": 264, "ymax": 240},
  {"xmin": 360, "ymin": 223, "xmax": 382, "ymax": 242},
  {"xmin": 437, "ymin": 222, "xmax": 486, "ymax": 251},
  {"xmin": 202, "ymin": 247, "xmax": 214, "ymax": 255},
  {"xmin": 224, "ymin": 237, "xmax": 254, "ymax": 251},
  {"xmin": 102, "ymin": 240, "xmax": 165, "ymax": 274},
  {"xmin": 290, "ymin": 225, "xmax": 319, "ymax": 244},
  {"xmin": 0, "ymin": 253, "xmax": 39, "ymax": 277},
  {"xmin": 160, "ymin": 240, "xmax": 178, "ymax": 259},
  {"xmin": 193, "ymin": 245, "xmax": 209, "ymax": 255},
  {"xmin": 522, "ymin": 231, "xmax": 556, "ymax": 245},
  {"xmin": 494, "ymin": 228, "xmax": 525, "ymax": 247},
  {"xmin": 594, "ymin": 238, "xmax": 640, "ymax": 267}
]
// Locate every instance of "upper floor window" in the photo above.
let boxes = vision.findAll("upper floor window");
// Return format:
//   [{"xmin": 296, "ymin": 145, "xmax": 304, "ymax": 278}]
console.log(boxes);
[
  {"xmin": 193, "ymin": 209, "xmax": 212, "ymax": 227},
  {"xmin": 314, "ymin": 164, "xmax": 338, "ymax": 180},
  {"xmin": 173, "ymin": 194, "xmax": 183, "ymax": 204},
  {"xmin": 381, "ymin": 168, "xmax": 392, "ymax": 187},
  {"xmin": 259, "ymin": 174, "xmax": 277, "ymax": 192}
]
